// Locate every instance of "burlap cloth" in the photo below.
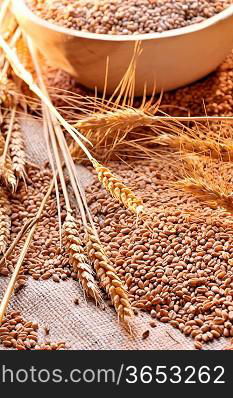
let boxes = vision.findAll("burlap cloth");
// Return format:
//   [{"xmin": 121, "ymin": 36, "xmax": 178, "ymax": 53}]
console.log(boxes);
[{"xmin": 0, "ymin": 115, "xmax": 228, "ymax": 350}]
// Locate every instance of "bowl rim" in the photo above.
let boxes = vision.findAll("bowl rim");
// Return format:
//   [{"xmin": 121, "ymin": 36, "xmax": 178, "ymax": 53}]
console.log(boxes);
[{"xmin": 13, "ymin": 0, "xmax": 233, "ymax": 42}]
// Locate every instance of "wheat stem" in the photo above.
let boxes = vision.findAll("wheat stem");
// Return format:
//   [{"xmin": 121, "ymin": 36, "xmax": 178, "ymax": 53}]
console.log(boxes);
[
  {"xmin": 30, "ymin": 47, "xmax": 102, "ymax": 301},
  {"xmin": 0, "ymin": 33, "xmax": 91, "ymax": 151},
  {"xmin": 0, "ymin": 218, "xmax": 37, "ymax": 269},
  {"xmin": 0, "ymin": 0, "xmax": 10, "ymax": 26}
]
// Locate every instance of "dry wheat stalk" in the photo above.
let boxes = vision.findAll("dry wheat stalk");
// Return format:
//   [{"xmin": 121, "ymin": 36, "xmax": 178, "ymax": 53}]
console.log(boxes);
[
  {"xmin": 2, "ymin": 15, "xmax": 17, "ymax": 41},
  {"xmin": 0, "ymin": 133, "xmax": 16, "ymax": 190},
  {"xmin": 0, "ymin": 34, "xmax": 90, "ymax": 150},
  {"xmin": 41, "ymin": 104, "xmax": 102, "ymax": 302},
  {"xmin": 85, "ymin": 226, "xmax": 133, "ymax": 322},
  {"xmin": 64, "ymin": 212, "xmax": 102, "ymax": 303},
  {"xmin": 28, "ymin": 39, "xmax": 135, "ymax": 324},
  {"xmin": 72, "ymin": 101, "xmax": 232, "ymax": 140},
  {"xmin": 30, "ymin": 45, "xmax": 105, "ymax": 306},
  {"xmin": 5, "ymin": 35, "xmax": 144, "ymax": 218},
  {"xmin": 0, "ymin": 218, "xmax": 36, "ymax": 269},
  {"xmin": 0, "ymin": 186, "xmax": 11, "ymax": 255},
  {"xmin": 92, "ymin": 159, "xmax": 144, "ymax": 214},
  {"xmin": 40, "ymin": 89, "xmax": 101, "ymax": 303}
]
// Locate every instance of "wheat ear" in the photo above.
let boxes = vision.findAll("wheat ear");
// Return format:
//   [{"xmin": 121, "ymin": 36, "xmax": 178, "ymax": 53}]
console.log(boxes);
[
  {"xmin": 0, "ymin": 133, "xmax": 16, "ymax": 191},
  {"xmin": 8, "ymin": 120, "xmax": 27, "ymax": 181},
  {"xmin": 64, "ymin": 212, "xmax": 102, "ymax": 304},
  {"xmin": 175, "ymin": 175, "xmax": 233, "ymax": 213},
  {"xmin": 0, "ymin": 186, "xmax": 11, "ymax": 255},
  {"xmin": 175, "ymin": 155, "xmax": 233, "ymax": 212},
  {"xmin": 85, "ymin": 226, "xmax": 133, "ymax": 322},
  {"xmin": 75, "ymin": 107, "xmax": 154, "ymax": 134},
  {"xmin": 155, "ymin": 132, "xmax": 233, "ymax": 161},
  {"xmin": 92, "ymin": 159, "xmax": 143, "ymax": 214}
]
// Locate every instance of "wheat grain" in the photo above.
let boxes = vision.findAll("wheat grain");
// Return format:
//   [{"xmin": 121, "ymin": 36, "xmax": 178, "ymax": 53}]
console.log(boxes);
[
  {"xmin": 92, "ymin": 160, "xmax": 143, "ymax": 214},
  {"xmin": 85, "ymin": 226, "xmax": 133, "ymax": 322},
  {"xmin": 0, "ymin": 186, "xmax": 11, "ymax": 255},
  {"xmin": 64, "ymin": 212, "xmax": 102, "ymax": 303},
  {"xmin": 0, "ymin": 134, "xmax": 16, "ymax": 190},
  {"xmin": 0, "ymin": 178, "xmax": 55, "ymax": 323}
]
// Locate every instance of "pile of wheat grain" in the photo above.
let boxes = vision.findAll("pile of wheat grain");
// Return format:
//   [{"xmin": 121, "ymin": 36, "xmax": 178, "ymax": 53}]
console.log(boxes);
[
  {"xmin": 162, "ymin": 51, "xmax": 233, "ymax": 117},
  {"xmin": 27, "ymin": 0, "xmax": 232, "ymax": 35},
  {"xmin": 0, "ymin": 164, "xmax": 71, "ymax": 285},
  {"xmin": 85, "ymin": 158, "xmax": 233, "ymax": 349},
  {"xmin": 0, "ymin": 310, "xmax": 66, "ymax": 349}
]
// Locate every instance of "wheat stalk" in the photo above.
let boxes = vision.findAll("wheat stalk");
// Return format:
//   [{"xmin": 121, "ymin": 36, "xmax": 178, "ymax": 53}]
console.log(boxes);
[
  {"xmin": 0, "ymin": 33, "xmax": 91, "ymax": 151},
  {"xmin": 28, "ymin": 39, "xmax": 143, "ymax": 216},
  {"xmin": 30, "ymin": 44, "xmax": 104, "ymax": 304},
  {"xmin": 0, "ymin": 186, "xmax": 11, "ymax": 255},
  {"xmin": 41, "ymin": 86, "xmax": 101, "ymax": 302},
  {"xmin": 33, "ymin": 66, "xmax": 133, "ymax": 318},
  {"xmin": 92, "ymin": 159, "xmax": 144, "ymax": 214},
  {"xmin": 0, "ymin": 133, "xmax": 16, "ymax": 190},
  {"xmin": 29, "ymin": 41, "xmax": 134, "ymax": 323},
  {"xmin": 0, "ymin": 218, "xmax": 36, "ymax": 269},
  {"xmin": 85, "ymin": 226, "xmax": 133, "ymax": 322},
  {"xmin": 64, "ymin": 212, "xmax": 102, "ymax": 303}
]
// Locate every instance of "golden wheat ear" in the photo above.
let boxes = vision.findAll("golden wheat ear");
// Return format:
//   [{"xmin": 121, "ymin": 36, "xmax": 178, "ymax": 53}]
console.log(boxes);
[
  {"xmin": 0, "ymin": 133, "xmax": 17, "ymax": 191},
  {"xmin": 174, "ymin": 154, "xmax": 233, "ymax": 213},
  {"xmin": 3, "ymin": 111, "xmax": 27, "ymax": 183},
  {"xmin": 63, "ymin": 212, "xmax": 102, "ymax": 304},
  {"xmin": 85, "ymin": 226, "xmax": 134, "ymax": 323},
  {"xmin": 92, "ymin": 160, "xmax": 144, "ymax": 215},
  {"xmin": 0, "ymin": 186, "xmax": 11, "ymax": 255}
]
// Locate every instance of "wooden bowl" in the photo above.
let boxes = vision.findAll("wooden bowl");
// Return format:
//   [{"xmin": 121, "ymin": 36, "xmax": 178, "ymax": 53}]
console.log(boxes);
[{"xmin": 12, "ymin": 0, "xmax": 233, "ymax": 95}]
